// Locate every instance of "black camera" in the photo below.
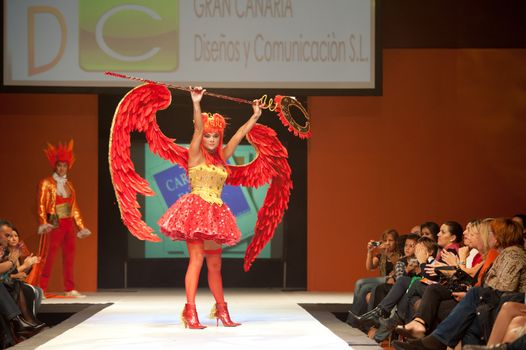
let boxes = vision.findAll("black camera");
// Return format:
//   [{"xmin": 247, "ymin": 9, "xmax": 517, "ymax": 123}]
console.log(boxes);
[{"xmin": 370, "ymin": 241, "xmax": 382, "ymax": 247}]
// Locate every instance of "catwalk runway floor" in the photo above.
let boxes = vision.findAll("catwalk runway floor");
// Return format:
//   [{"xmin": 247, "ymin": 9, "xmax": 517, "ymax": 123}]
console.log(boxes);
[{"xmin": 15, "ymin": 289, "xmax": 381, "ymax": 350}]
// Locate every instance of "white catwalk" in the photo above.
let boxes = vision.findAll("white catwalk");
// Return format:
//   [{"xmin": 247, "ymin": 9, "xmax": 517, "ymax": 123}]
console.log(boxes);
[{"xmin": 22, "ymin": 289, "xmax": 380, "ymax": 350}]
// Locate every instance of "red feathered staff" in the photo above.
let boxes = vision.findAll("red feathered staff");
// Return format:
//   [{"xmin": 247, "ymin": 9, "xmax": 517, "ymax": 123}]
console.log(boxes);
[{"xmin": 104, "ymin": 71, "xmax": 311, "ymax": 139}]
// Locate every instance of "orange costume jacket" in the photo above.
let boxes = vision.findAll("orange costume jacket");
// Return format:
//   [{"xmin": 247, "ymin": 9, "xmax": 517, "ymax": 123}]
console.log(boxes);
[{"xmin": 37, "ymin": 176, "xmax": 85, "ymax": 230}]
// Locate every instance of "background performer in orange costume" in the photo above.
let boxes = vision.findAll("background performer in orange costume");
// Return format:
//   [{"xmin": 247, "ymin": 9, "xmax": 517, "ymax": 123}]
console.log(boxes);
[{"xmin": 36, "ymin": 141, "xmax": 91, "ymax": 298}]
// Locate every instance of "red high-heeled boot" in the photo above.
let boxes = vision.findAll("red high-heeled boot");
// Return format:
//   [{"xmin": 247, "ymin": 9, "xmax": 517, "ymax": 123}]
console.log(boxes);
[
  {"xmin": 181, "ymin": 303, "xmax": 206, "ymax": 329},
  {"xmin": 210, "ymin": 302, "xmax": 241, "ymax": 327}
]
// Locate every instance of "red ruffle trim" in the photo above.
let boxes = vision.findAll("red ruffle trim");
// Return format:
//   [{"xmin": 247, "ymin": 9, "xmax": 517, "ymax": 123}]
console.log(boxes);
[{"xmin": 157, "ymin": 194, "xmax": 241, "ymax": 246}]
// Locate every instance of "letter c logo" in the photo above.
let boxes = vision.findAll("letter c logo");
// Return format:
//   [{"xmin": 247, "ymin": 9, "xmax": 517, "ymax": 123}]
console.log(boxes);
[{"xmin": 96, "ymin": 5, "xmax": 161, "ymax": 62}]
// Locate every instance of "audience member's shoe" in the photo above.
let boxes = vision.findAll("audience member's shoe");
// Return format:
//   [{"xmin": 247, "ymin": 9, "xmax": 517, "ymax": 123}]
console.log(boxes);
[
  {"xmin": 395, "ymin": 318, "xmax": 426, "ymax": 339},
  {"xmin": 347, "ymin": 306, "xmax": 388, "ymax": 329},
  {"xmin": 379, "ymin": 311, "xmax": 403, "ymax": 332},
  {"xmin": 463, "ymin": 344, "xmax": 508, "ymax": 350},
  {"xmin": 375, "ymin": 312, "xmax": 403, "ymax": 342},
  {"xmin": 31, "ymin": 320, "xmax": 47, "ymax": 330},
  {"xmin": 65, "ymin": 290, "xmax": 86, "ymax": 298},
  {"xmin": 11, "ymin": 315, "xmax": 42, "ymax": 337},
  {"xmin": 393, "ymin": 340, "xmax": 422, "ymax": 350},
  {"xmin": 393, "ymin": 335, "xmax": 446, "ymax": 350}
]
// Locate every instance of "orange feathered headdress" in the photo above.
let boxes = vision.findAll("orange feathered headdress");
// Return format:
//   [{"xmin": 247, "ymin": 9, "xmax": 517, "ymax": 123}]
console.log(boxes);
[
  {"xmin": 202, "ymin": 113, "xmax": 226, "ymax": 133},
  {"xmin": 44, "ymin": 140, "xmax": 75, "ymax": 168}
]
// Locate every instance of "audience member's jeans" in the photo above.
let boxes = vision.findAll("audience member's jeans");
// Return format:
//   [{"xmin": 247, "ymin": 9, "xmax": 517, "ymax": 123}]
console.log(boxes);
[
  {"xmin": 351, "ymin": 276, "xmax": 385, "ymax": 315},
  {"xmin": 377, "ymin": 276, "xmax": 412, "ymax": 313},
  {"xmin": 432, "ymin": 287, "xmax": 481, "ymax": 347}
]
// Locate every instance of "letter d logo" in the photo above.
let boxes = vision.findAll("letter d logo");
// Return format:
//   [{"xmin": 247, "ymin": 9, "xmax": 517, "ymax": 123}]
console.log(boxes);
[
  {"xmin": 79, "ymin": 0, "xmax": 178, "ymax": 72},
  {"xmin": 28, "ymin": 7, "xmax": 67, "ymax": 76}
]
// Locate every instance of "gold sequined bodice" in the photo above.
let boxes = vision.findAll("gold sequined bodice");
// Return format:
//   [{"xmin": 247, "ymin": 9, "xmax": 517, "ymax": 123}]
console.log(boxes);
[{"xmin": 188, "ymin": 163, "xmax": 227, "ymax": 205}]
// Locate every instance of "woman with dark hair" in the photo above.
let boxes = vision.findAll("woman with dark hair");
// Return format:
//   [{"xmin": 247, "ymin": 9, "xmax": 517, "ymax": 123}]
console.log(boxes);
[
  {"xmin": 0, "ymin": 220, "xmax": 45, "ymax": 346},
  {"xmin": 393, "ymin": 218, "xmax": 526, "ymax": 350},
  {"xmin": 420, "ymin": 222, "xmax": 440, "ymax": 241},
  {"xmin": 434, "ymin": 221, "xmax": 463, "ymax": 261},
  {"xmin": 4, "ymin": 228, "xmax": 45, "ymax": 328}
]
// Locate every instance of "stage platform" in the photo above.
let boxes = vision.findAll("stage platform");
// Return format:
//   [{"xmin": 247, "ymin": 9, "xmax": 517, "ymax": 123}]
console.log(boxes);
[{"xmin": 13, "ymin": 289, "xmax": 381, "ymax": 350}]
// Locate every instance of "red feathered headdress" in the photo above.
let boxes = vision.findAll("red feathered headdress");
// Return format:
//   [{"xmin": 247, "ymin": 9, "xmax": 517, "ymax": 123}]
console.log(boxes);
[{"xmin": 44, "ymin": 140, "xmax": 75, "ymax": 168}]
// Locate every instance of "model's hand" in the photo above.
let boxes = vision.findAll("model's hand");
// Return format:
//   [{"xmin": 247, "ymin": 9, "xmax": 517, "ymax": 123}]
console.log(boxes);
[
  {"xmin": 252, "ymin": 99, "xmax": 262, "ymax": 118},
  {"xmin": 190, "ymin": 86, "xmax": 205, "ymax": 103}
]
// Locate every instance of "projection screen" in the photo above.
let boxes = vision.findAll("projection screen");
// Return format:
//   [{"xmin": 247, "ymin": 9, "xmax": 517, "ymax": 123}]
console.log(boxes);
[{"xmin": 3, "ymin": 0, "xmax": 376, "ymax": 89}]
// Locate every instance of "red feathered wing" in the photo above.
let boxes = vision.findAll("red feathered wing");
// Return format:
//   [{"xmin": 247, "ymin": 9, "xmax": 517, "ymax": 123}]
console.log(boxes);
[
  {"xmin": 109, "ymin": 83, "xmax": 188, "ymax": 242},
  {"xmin": 227, "ymin": 124, "xmax": 292, "ymax": 271}
]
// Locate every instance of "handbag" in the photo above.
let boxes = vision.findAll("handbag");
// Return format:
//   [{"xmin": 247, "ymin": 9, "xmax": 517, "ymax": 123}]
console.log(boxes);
[{"xmin": 435, "ymin": 266, "xmax": 475, "ymax": 292}]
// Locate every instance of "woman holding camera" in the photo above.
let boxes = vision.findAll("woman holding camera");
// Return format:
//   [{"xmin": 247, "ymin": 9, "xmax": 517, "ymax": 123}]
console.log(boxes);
[{"xmin": 349, "ymin": 229, "xmax": 400, "ymax": 318}]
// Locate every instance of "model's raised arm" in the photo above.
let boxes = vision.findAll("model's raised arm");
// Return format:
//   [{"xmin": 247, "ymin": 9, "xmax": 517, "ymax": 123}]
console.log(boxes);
[
  {"xmin": 223, "ymin": 100, "xmax": 262, "ymax": 160},
  {"xmin": 188, "ymin": 87, "xmax": 206, "ymax": 165}
]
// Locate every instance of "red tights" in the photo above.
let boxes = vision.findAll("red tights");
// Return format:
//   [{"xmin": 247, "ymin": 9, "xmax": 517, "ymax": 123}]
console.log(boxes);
[{"xmin": 185, "ymin": 241, "xmax": 225, "ymax": 305}]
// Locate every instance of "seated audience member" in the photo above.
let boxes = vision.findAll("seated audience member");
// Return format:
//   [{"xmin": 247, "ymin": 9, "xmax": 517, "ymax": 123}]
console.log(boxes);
[
  {"xmin": 0, "ymin": 220, "xmax": 44, "ymax": 347},
  {"xmin": 4, "ymin": 227, "xmax": 44, "ymax": 325},
  {"xmin": 410, "ymin": 225, "xmax": 421, "ymax": 235},
  {"xmin": 420, "ymin": 221, "xmax": 440, "ymax": 241},
  {"xmin": 349, "ymin": 229, "xmax": 400, "ymax": 317},
  {"xmin": 393, "ymin": 218, "xmax": 526, "ymax": 350},
  {"xmin": 393, "ymin": 234, "xmax": 421, "ymax": 281}
]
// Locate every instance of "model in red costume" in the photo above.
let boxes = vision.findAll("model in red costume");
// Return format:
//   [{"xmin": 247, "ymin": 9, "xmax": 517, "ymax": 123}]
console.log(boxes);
[
  {"xmin": 155, "ymin": 87, "xmax": 259, "ymax": 328},
  {"xmin": 109, "ymin": 83, "xmax": 293, "ymax": 329},
  {"xmin": 36, "ymin": 141, "xmax": 91, "ymax": 297}
]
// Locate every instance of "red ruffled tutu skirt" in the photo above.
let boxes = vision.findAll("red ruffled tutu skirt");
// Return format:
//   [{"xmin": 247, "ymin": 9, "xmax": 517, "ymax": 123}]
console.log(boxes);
[{"xmin": 158, "ymin": 194, "xmax": 241, "ymax": 246}]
